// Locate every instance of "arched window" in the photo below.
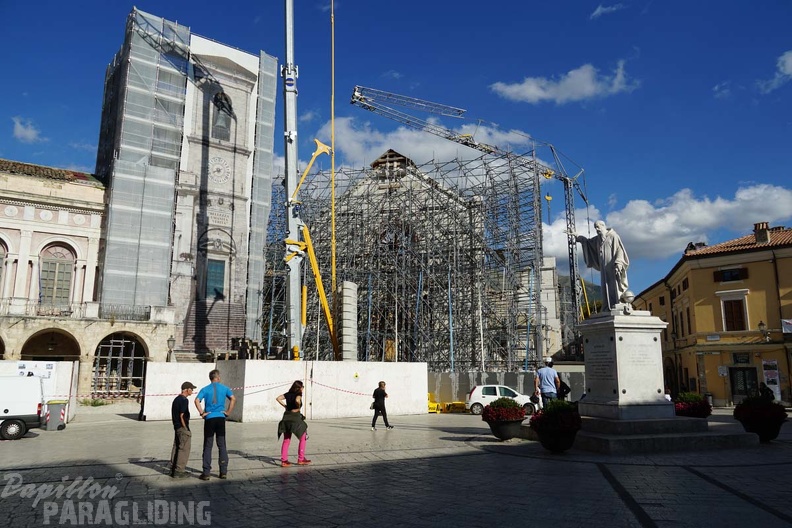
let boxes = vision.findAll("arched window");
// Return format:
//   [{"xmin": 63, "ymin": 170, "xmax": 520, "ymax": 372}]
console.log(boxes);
[
  {"xmin": 212, "ymin": 91, "xmax": 233, "ymax": 141},
  {"xmin": 39, "ymin": 244, "xmax": 75, "ymax": 306}
]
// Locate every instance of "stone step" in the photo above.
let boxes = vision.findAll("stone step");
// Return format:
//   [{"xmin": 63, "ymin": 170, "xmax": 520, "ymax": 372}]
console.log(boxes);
[
  {"xmin": 581, "ymin": 415, "xmax": 709, "ymax": 435},
  {"xmin": 172, "ymin": 351, "xmax": 212, "ymax": 363},
  {"xmin": 574, "ymin": 430, "xmax": 759, "ymax": 454}
]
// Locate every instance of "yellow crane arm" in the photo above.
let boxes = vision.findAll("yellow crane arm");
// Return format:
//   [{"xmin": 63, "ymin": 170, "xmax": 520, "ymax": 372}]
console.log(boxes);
[
  {"xmin": 290, "ymin": 139, "xmax": 332, "ymax": 202},
  {"xmin": 301, "ymin": 226, "xmax": 339, "ymax": 354}
]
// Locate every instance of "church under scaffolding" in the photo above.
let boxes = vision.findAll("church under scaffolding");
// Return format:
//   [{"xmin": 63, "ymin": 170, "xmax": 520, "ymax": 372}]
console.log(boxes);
[{"xmin": 262, "ymin": 150, "xmax": 545, "ymax": 372}]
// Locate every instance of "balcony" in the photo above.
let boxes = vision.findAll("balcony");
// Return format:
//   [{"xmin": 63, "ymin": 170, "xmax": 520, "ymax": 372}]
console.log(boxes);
[
  {"xmin": 98, "ymin": 304, "xmax": 152, "ymax": 322},
  {"xmin": 0, "ymin": 298, "xmax": 174, "ymax": 324}
]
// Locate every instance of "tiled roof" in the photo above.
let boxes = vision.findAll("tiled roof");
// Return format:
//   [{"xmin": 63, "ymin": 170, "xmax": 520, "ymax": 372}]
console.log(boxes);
[
  {"xmin": 0, "ymin": 158, "xmax": 103, "ymax": 186},
  {"xmin": 684, "ymin": 227, "xmax": 792, "ymax": 256}
]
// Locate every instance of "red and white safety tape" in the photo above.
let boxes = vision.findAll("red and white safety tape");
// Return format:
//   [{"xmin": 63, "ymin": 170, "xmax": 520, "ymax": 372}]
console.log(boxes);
[{"xmin": 46, "ymin": 379, "xmax": 372, "ymax": 400}]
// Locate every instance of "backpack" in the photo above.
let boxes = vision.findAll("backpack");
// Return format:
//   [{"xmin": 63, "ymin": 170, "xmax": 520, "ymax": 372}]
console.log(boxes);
[{"xmin": 558, "ymin": 380, "xmax": 571, "ymax": 399}]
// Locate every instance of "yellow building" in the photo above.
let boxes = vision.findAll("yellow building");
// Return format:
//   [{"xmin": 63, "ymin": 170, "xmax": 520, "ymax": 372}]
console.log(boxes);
[{"xmin": 634, "ymin": 222, "xmax": 792, "ymax": 406}]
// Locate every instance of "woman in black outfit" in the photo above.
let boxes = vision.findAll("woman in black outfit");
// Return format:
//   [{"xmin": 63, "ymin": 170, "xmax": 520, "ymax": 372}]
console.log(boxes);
[
  {"xmin": 371, "ymin": 381, "xmax": 393, "ymax": 431},
  {"xmin": 276, "ymin": 380, "xmax": 311, "ymax": 467}
]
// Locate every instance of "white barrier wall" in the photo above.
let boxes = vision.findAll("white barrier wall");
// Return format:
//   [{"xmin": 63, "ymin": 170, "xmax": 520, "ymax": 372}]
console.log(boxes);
[
  {"xmin": 141, "ymin": 363, "xmax": 219, "ymax": 421},
  {"xmin": 217, "ymin": 360, "xmax": 427, "ymax": 422},
  {"xmin": 0, "ymin": 360, "xmax": 78, "ymax": 422}
]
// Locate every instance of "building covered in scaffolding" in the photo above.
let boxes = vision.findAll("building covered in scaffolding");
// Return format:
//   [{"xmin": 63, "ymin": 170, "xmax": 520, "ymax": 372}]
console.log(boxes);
[{"xmin": 263, "ymin": 150, "xmax": 560, "ymax": 371}]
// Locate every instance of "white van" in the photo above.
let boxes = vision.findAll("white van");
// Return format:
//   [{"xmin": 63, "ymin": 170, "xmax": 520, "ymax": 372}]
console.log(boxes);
[{"xmin": 0, "ymin": 376, "xmax": 45, "ymax": 440}]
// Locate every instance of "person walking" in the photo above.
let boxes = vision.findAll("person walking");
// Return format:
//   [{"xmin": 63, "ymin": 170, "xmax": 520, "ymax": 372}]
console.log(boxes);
[
  {"xmin": 194, "ymin": 369, "xmax": 235, "ymax": 480},
  {"xmin": 371, "ymin": 381, "xmax": 393, "ymax": 431},
  {"xmin": 170, "ymin": 381, "xmax": 196, "ymax": 478},
  {"xmin": 276, "ymin": 380, "xmax": 311, "ymax": 467},
  {"xmin": 534, "ymin": 357, "xmax": 561, "ymax": 407}
]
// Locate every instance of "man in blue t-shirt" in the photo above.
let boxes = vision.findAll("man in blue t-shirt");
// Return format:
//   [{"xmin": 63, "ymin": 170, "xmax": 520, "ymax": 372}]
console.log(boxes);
[
  {"xmin": 194, "ymin": 369, "xmax": 236, "ymax": 480},
  {"xmin": 170, "ymin": 381, "xmax": 196, "ymax": 478},
  {"xmin": 534, "ymin": 357, "xmax": 561, "ymax": 407}
]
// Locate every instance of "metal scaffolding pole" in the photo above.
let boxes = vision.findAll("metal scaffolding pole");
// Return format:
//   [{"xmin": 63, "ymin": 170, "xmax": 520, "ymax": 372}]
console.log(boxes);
[{"xmin": 282, "ymin": 0, "xmax": 303, "ymax": 359}]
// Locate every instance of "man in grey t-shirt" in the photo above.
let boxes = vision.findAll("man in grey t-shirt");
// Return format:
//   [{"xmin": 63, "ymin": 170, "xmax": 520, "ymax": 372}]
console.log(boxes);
[{"xmin": 534, "ymin": 357, "xmax": 560, "ymax": 407}]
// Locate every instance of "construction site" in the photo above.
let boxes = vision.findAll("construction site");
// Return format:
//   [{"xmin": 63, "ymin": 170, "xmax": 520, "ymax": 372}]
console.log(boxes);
[
  {"xmin": 260, "ymin": 82, "xmax": 591, "ymax": 372},
  {"xmin": 262, "ymin": 89, "xmax": 587, "ymax": 372}
]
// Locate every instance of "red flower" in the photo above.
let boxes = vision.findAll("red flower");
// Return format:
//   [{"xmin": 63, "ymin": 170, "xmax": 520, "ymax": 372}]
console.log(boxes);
[{"xmin": 481, "ymin": 397, "xmax": 526, "ymax": 422}]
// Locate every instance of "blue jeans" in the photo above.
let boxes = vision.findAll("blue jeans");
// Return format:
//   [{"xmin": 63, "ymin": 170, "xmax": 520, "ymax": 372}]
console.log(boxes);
[
  {"xmin": 541, "ymin": 392, "xmax": 557, "ymax": 407},
  {"xmin": 202, "ymin": 417, "xmax": 228, "ymax": 475}
]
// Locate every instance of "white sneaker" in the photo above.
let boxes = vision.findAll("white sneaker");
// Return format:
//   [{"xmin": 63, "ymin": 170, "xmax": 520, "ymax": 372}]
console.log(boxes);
[{"xmin": 371, "ymin": 427, "xmax": 376, "ymax": 431}]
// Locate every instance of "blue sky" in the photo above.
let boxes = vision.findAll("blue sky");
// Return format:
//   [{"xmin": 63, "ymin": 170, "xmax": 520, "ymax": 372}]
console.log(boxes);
[{"xmin": 1, "ymin": 1, "xmax": 791, "ymax": 294}]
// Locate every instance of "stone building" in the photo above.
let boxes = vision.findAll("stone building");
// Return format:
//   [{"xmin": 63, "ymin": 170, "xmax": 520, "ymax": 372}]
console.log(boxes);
[
  {"xmin": 0, "ymin": 8, "xmax": 277, "ymax": 396},
  {"xmin": 634, "ymin": 222, "xmax": 792, "ymax": 406}
]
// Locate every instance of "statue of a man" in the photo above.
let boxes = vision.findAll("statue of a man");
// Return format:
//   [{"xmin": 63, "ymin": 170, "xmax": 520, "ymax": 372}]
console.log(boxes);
[{"xmin": 572, "ymin": 221, "xmax": 630, "ymax": 310}]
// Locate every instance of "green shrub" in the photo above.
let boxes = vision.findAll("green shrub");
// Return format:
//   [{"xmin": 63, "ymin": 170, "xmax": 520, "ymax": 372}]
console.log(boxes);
[
  {"xmin": 675, "ymin": 392, "xmax": 704, "ymax": 403},
  {"xmin": 528, "ymin": 400, "xmax": 582, "ymax": 432},
  {"xmin": 79, "ymin": 398, "xmax": 109, "ymax": 407}
]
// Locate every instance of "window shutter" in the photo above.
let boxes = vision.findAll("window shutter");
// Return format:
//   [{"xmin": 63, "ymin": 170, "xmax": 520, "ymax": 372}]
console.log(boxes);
[
  {"xmin": 713, "ymin": 270, "xmax": 723, "ymax": 282},
  {"xmin": 739, "ymin": 268, "xmax": 749, "ymax": 280},
  {"xmin": 723, "ymin": 300, "xmax": 746, "ymax": 331}
]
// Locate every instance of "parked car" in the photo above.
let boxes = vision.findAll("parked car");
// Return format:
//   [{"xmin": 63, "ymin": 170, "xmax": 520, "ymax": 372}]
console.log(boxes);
[
  {"xmin": 0, "ymin": 376, "xmax": 45, "ymax": 440},
  {"xmin": 465, "ymin": 385, "xmax": 537, "ymax": 415}
]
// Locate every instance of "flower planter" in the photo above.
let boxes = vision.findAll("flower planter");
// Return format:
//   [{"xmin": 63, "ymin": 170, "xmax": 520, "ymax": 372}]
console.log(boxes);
[
  {"xmin": 536, "ymin": 428, "xmax": 578, "ymax": 453},
  {"xmin": 737, "ymin": 418, "xmax": 785, "ymax": 443},
  {"xmin": 486, "ymin": 419, "xmax": 524, "ymax": 441}
]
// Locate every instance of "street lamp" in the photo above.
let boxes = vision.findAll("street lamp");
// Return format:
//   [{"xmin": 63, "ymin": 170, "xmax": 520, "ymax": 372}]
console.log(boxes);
[
  {"xmin": 758, "ymin": 321, "xmax": 770, "ymax": 342},
  {"xmin": 166, "ymin": 335, "xmax": 176, "ymax": 362}
]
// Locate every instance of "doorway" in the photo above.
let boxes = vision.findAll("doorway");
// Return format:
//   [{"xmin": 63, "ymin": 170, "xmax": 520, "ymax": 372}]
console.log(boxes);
[
  {"xmin": 92, "ymin": 333, "xmax": 147, "ymax": 398},
  {"xmin": 729, "ymin": 367, "xmax": 758, "ymax": 404}
]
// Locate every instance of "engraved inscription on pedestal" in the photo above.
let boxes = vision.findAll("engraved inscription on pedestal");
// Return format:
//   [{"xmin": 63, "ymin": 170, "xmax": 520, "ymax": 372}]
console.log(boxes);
[{"xmin": 586, "ymin": 339, "xmax": 616, "ymax": 381}]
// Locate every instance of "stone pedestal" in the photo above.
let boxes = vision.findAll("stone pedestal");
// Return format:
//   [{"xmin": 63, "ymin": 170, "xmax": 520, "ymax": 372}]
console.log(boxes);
[
  {"xmin": 574, "ymin": 305, "xmax": 758, "ymax": 453},
  {"xmin": 577, "ymin": 305, "xmax": 674, "ymax": 420}
]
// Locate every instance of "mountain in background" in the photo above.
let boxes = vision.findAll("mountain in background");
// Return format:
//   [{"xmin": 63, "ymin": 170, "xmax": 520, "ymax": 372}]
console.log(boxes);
[{"xmin": 558, "ymin": 275, "xmax": 602, "ymax": 303}]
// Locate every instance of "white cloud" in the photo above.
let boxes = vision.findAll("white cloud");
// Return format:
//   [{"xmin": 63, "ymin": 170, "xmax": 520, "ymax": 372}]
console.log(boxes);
[
  {"xmin": 69, "ymin": 141, "xmax": 97, "ymax": 151},
  {"xmin": 315, "ymin": 116, "xmax": 538, "ymax": 168},
  {"xmin": 490, "ymin": 60, "xmax": 639, "ymax": 104},
  {"xmin": 318, "ymin": 2, "xmax": 336, "ymax": 13},
  {"xmin": 12, "ymin": 116, "xmax": 47, "ymax": 143},
  {"xmin": 757, "ymin": 50, "xmax": 792, "ymax": 94},
  {"xmin": 542, "ymin": 184, "xmax": 792, "ymax": 274},
  {"xmin": 584, "ymin": 185, "xmax": 792, "ymax": 260},
  {"xmin": 590, "ymin": 3, "xmax": 627, "ymax": 19},
  {"xmin": 381, "ymin": 70, "xmax": 403, "ymax": 80},
  {"xmin": 299, "ymin": 110, "xmax": 318, "ymax": 123},
  {"xmin": 712, "ymin": 81, "xmax": 731, "ymax": 99}
]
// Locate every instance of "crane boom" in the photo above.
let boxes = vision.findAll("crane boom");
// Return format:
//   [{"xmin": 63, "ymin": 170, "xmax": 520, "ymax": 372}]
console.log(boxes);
[{"xmin": 350, "ymin": 85, "xmax": 588, "ymax": 342}]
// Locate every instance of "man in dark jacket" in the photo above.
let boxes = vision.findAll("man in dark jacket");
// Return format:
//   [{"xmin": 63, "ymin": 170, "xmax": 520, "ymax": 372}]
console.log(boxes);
[{"xmin": 170, "ymin": 381, "xmax": 196, "ymax": 478}]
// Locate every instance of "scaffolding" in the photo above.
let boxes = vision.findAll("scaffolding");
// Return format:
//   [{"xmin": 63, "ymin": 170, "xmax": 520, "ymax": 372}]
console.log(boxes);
[{"xmin": 263, "ymin": 149, "xmax": 543, "ymax": 372}]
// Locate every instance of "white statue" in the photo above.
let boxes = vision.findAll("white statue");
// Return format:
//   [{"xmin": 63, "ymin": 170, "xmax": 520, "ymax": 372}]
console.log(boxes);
[{"xmin": 570, "ymin": 221, "xmax": 630, "ymax": 311}]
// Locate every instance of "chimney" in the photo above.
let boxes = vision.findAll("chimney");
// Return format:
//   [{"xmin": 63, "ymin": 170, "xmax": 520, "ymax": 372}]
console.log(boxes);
[{"xmin": 753, "ymin": 222, "xmax": 770, "ymax": 244}]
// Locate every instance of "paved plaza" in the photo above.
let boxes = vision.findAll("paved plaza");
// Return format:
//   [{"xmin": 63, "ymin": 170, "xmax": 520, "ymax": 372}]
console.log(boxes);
[{"xmin": 1, "ymin": 403, "xmax": 790, "ymax": 527}]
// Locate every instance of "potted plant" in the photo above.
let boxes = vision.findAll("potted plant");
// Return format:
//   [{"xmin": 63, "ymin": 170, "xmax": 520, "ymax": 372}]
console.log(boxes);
[
  {"xmin": 674, "ymin": 392, "xmax": 712, "ymax": 418},
  {"xmin": 528, "ymin": 399, "xmax": 582, "ymax": 453},
  {"xmin": 482, "ymin": 397, "xmax": 526, "ymax": 441},
  {"xmin": 733, "ymin": 396, "xmax": 788, "ymax": 442}
]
